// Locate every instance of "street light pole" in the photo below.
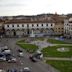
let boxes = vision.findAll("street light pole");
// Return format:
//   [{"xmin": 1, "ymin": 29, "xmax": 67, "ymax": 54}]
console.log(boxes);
[{"xmin": 27, "ymin": 24, "xmax": 29, "ymax": 36}]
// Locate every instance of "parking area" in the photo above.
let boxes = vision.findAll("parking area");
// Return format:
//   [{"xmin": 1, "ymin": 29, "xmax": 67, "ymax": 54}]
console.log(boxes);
[
  {"xmin": 0, "ymin": 45, "xmax": 26, "ymax": 71},
  {"xmin": 0, "ymin": 38, "xmax": 59, "ymax": 72}
]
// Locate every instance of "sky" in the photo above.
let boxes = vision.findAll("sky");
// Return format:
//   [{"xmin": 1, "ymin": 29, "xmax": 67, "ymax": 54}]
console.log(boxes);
[{"xmin": 0, "ymin": 0, "xmax": 72, "ymax": 16}]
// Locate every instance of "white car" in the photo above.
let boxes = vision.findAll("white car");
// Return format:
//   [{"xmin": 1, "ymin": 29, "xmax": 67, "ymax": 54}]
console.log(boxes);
[
  {"xmin": 4, "ymin": 50, "xmax": 11, "ymax": 53},
  {"xmin": 24, "ymin": 67, "xmax": 30, "ymax": 72},
  {"xmin": 19, "ymin": 52, "xmax": 24, "ymax": 57},
  {"xmin": 17, "ymin": 49, "xmax": 24, "ymax": 57},
  {"xmin": 0, "ymin": 57, "xmax": 6, "ymax": 61},
  {"xmin": 20, "ymin": 67, "xmax": 31, "ymax": 72},
  {"xmin": 1, "ymin": 48, "xmax": 11, "ymax": 54}
]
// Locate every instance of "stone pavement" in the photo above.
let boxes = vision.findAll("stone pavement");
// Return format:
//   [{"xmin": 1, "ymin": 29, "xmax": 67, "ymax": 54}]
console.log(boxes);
[
  {"xmin": 44, "ymin": 57, "xmax": 72, "ymax": 61},
  {"xmin": 0, "ymin": 38, "xmax": 60, "ymax": 72}
]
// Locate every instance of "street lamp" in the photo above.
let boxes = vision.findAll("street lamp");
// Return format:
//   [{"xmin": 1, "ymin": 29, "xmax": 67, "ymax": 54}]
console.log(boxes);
[{"xmin": 27, "ymin": 24, "xmax": 29, "ymax": 36}]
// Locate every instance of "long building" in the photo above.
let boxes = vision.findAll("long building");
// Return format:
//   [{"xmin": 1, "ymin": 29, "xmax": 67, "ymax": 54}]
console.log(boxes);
[
  {"xmin": 0, "ymin": 14, "xmax": 65, "ymax": 37},
  {"xmin": 4, "ymin": 20, "xmax": 55, "ymax": 37}
]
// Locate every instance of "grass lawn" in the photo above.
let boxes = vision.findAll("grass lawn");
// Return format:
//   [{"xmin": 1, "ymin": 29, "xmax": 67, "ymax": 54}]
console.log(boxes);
[
  {"xmin": 17, "ymin": 43, "xmax": 38, "ymax": 53},
  {"xmin": 47, "ymin": 38, "xmax": 70, "ymax": 44},
  {"xmin": 46, "ymin": 60, "xmax": 72, "ymax": 72},
  {"xmin": 41, "ymin": 45, "xmax": 72, "ymax": 57},
  {"xmin": 16, "ymin": 40, "xmax": 26, "ymax": 43}
]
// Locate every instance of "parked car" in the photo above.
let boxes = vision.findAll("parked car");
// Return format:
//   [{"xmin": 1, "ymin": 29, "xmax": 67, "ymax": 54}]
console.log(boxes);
[
  {"xmin": 7, "ymin": 68, "xmax": 17, "ymax": 72},
  {"xmin": 23, "ymin": 67, "xmax": 31, "ymax": 72},
  {"xmin": 7, "ymin": 58, "xmax": 16, "ymax": 63},
  {"xmin": 29, "ymin": 55, "xmax": 38, "ymax": 62},
  {"xmin": 1, "ymin": 48, "xmax": 11, "ymax": 54},
  {"xmin": 19, "ymin": 67, "xmax": 31, "ymax": 72},
  {"xmin": 17, "ymin": 49, "xmax": 24, "ymax": 57},
  {"xmin": 5, "ymin": 54, "xmax": 16, "ymax": 63},
  {"xmin": 0, "ymin": 53, "xmax": 6, "ymax": 61}
]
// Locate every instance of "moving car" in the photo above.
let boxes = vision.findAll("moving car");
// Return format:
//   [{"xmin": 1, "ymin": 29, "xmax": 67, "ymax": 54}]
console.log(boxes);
[
  {"xmin": 29, "ymin": 55, "xmax": 38, "ymax": 62},
  {"xmin": 29, "ymin": 51, "xmax": 43, "ymax": 62}
]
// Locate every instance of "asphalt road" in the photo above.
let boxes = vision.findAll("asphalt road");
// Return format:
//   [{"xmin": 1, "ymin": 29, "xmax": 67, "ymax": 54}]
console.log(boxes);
[{"xmin": 0, "ymin": 38, "xmax": 59, "ymax": 72}]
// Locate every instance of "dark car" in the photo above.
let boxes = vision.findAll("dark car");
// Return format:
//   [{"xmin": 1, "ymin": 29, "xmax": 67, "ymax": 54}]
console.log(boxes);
[
  {"xmin": 17, "ymin": 49, "xmax": 23, "ymax": 52},
  {"xmin": 29, "ymin": 51, "xmax": 43, "ymax": 62},
  {"xmin": 1, "ymin": 48, "xmax": 11, "ymax": 54},
  {"xmin": 7, "ymin": 68, "xmax": 17, "ymax": 72},
  {"xmin": 0, "ymin": 53, "xmax": 6, "ymax": 61},
  {"xmin": 29, "ymin": 55, "xmax": 37, "ymax": 62},
  {"xmin": 5, "ymin": 54, "xmax": 16, "ymax": 63}
]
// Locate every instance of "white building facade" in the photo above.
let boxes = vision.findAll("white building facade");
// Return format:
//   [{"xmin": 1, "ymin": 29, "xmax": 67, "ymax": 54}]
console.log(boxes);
[
  {"xmin": 64, "ymin": 18, "xmax": 72, "ymax": 38},
  {"xmin": 4, "ymin": 22, "xmax": 55, "ymax": 37}
]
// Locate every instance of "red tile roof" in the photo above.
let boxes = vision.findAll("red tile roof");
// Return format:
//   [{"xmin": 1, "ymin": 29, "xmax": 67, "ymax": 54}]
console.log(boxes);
[{"xmin": 4, "ymin": 19, "xmax": 55, "ymax": 24}]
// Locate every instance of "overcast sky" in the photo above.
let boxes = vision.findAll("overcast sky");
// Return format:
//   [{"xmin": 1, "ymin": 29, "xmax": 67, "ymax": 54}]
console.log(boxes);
[{"xmin": 0, "ymin": 0, "xmax": 72, "ymax": 16}]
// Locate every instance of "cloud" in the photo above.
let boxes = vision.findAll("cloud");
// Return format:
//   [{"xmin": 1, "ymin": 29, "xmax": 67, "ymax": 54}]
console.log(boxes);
[
  {"xmin": 0, "ymin": 0, "xmax": 72, "ymax": 16},
  {"xmin": 0, "ymin": 0, "xmax": 31, "ymax": 7},
  {"xmin": 0, "ymin": 3, "xmax": 26, "ymax": 7}
]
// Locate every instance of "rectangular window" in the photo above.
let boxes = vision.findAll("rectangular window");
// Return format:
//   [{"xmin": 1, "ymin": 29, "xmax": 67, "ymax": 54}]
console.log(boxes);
[
  {"xmin": 62, "ymin": 31, "xmax": 63, "ymax": 33},
  {"xmin": 59, "ymin": 31, "xmax": 60, "ymax": 32},
  {"xmin": 7, "ymin": 25, "xmax": 9, "ymax": 27}
]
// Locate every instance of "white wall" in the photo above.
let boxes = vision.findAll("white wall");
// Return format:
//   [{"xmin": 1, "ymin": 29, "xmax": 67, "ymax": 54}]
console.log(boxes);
[
  {"xmin": 64, "ymin": 19, "xmax": 72, "ymax": 37},
  {"xmin": 4, "ymin": 23, "xmax": 55, "ymax": 30}
]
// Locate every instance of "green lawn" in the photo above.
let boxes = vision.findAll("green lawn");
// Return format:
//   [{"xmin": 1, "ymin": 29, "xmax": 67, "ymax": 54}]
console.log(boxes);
[
  {"xmin": 16, "ymin": 40, "xmax": 26, "ymax": 43},
  {"xmin": 41, "ymin": 45, "xmax": 72, "ymax": 57},
  {"xmin": 47, "ymin": 38, "xmax": 69, "ymax": 44},
  {"xmin": 46, "ymin": 60, "xmax": 72, "ymax": 72},
  {"xmin": 17, "ymin": 43, "xmax": 38, "ymax": 53}
]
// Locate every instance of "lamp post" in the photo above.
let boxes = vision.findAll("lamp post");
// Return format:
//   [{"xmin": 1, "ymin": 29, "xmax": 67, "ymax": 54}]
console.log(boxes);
[{"xmin": 27, "ymin": 24, "xmax": 29, "ymax": 36}]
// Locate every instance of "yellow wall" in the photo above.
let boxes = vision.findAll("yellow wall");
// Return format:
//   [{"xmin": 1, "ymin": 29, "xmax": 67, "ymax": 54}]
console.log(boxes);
[{"xmin": 54, "ymin": 23, "xmax": 64, "ymax": 35}]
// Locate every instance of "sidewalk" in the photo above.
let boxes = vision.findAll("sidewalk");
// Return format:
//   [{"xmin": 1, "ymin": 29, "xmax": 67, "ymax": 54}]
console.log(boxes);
[{"xmin": 44, "ymin": 57, "xmax": 72, "ymax": 61}]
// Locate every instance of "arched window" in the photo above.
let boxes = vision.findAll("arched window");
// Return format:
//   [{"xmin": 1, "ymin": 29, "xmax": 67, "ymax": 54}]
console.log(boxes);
[{"xmin": 12, "ymin": 25, "xmax": 14, "ymax": 27}]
